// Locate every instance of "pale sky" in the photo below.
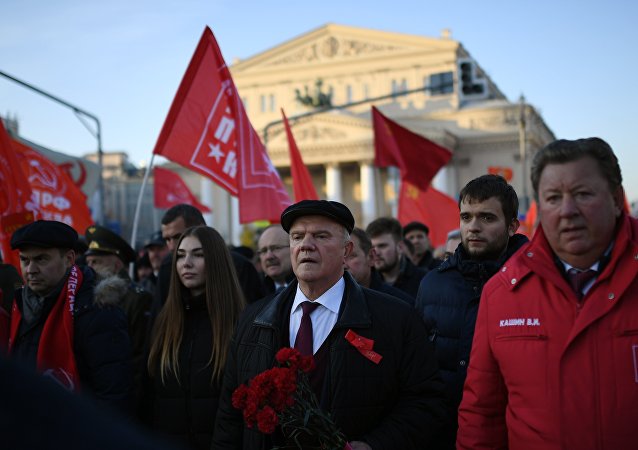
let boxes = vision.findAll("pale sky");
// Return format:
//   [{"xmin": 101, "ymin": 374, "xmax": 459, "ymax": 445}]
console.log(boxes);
[{"xmin": 2, "ymin": 0, "xmax": 636, "ymax": 200}]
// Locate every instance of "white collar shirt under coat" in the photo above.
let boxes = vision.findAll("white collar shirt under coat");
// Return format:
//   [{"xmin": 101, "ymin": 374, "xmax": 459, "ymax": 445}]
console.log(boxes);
[{"xmin": 289, "ymin": 276, "xmax": 345, "ymax": 354}]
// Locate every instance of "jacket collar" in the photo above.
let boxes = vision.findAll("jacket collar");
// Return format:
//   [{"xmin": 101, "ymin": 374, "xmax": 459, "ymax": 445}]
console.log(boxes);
[
  {"xmin": 254, "ymin": 271, "xmax": 371, "ymax": 330},
  {"xmin": 441, "ymin": 233, "xmax": 529, "ymax": 276}
]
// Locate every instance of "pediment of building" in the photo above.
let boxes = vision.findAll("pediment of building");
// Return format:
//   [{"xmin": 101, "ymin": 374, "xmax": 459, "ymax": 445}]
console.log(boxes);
[
  {"xmin": 266, "ymin": 113, "xmax": 373, "ymax": 165},
  {"xmin": 231, "ymin": 24, "xmax": 457, "ymax": 73}
]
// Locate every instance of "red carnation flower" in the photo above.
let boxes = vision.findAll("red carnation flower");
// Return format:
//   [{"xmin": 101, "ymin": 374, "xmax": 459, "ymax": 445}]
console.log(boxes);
[
  {"xmin": 256, "ymin": 405, "xmax": 279, "ymax": 434},
  {"xmin": 233, "ymin": 347, "xmax": 348, "ymax": 449}
]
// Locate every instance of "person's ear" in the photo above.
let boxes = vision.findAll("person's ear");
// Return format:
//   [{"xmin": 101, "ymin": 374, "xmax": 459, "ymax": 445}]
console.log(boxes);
[
  {"xmin": 64, "ymin": 249, "xmax": 76, "ymax": 268},
  {"xmin": 343, "ymin": 240, "xmax": 354, "ymax": 260},
  {"xmin": 396, "ymin": 240, "xmax": 406, "ymax": 255},
  {"xmin": 508, "ymin": 218, "xmax": 520, "ymax": 237},
  {"xmin": 613, "ymin": 187, "xmax": 625, "ymax": 217}
]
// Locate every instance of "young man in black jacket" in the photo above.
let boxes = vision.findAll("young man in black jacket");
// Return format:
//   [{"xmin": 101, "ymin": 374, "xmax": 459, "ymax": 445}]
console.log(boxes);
[
  {"xmin": 365, "ymin": 217, "xmax": 427, "ymax": 300},
  {"xmin": 415, "ymin": 175, "xmax": 528, "ymax": 449},
  {"xmin": 213, "ymin": 200, "xmax": 446, "ymax": 450}
]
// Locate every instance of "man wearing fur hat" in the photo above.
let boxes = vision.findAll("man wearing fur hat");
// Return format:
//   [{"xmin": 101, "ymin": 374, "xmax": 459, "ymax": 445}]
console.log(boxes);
[
  {"xmin": 7, "ymin": 220, "xmax": 133, "ymax": 411},
  {"xmin": 84, "ymin": 224, "xmax": 153, "ymax": 394}
]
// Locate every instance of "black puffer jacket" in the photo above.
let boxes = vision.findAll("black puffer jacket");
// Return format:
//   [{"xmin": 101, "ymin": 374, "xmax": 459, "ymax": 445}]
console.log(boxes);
[
  {"xmin": 143, "ymin": 294, "xmax": 221, "ymax": 450},
  {"xmin": 213, "ymin": 272, "xmax": 446, "ymax": 450},
  {"xmin": 414, "ymin": 233, "xmax": 528, "ymax": 449},
  {"xmin": 10, "ymin": 265, "xmax": 133, "ymax": 412}
]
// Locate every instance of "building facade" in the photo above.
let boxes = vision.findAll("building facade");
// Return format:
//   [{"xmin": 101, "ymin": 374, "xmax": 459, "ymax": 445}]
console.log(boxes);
[
  {"xmin": 90, "ymin": 24, "xmax": 558, "ymax": 247},
  {"xmin": 215, "ymin": 24, "xmax": 553, "ymax": 242}
]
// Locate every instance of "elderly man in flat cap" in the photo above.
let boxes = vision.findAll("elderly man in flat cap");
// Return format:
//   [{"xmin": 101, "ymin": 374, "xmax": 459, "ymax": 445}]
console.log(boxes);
[
  {"xmin": 213, "ymin": 200, "xmax": 446, "ymax": 450},
  {"xmin": 7, "ymin": 220, "xmax": 133, "ymax": 411}
]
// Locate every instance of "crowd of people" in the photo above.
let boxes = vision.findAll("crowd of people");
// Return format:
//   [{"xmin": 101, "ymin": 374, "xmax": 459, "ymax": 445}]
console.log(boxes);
[{"xmin": 0, "ymin": 136, "xmax": 636, "ymax": 450}]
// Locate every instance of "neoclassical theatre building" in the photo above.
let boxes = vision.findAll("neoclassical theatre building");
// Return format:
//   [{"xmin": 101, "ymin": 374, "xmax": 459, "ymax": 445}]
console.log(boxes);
[{"xmin": 172, "ymin": 24, "xmax": 555, "ymax": 243}]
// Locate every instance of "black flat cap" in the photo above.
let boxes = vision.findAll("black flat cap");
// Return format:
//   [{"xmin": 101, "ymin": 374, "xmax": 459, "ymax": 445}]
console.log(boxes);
[
  {"xmin": 280, "ymin": 200, "xmax": 355, "ymax": 233},
  {"xmin": 403, "ymin": 221, "xmax": 429, "ymax": 236},
  {"xmin": 85, "ymin": 225, "xmax": 136, "ymax": 264},
  {"xmin": 143, "ymin": 231, "xmax": 166, "ymax": 249},
  {"xmin": 11, "ymin": 220, "xmax": 78, "ymax": 250}
]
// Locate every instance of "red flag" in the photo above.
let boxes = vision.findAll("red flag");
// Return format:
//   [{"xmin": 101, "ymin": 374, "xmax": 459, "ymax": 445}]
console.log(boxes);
[
  {"xmin": 154, "ymin": 166, "xmax": 211, "ymax": 213},
  {"xmin": 520, "ymin": 200, "xmax": 538, "ymax": 239},
  {"xmin": 398, "ymin": 181, "xmax": 459, "ymax": 248},
  {"xmin": 12, "ymin": 139, "xmax": 92, "ymax": 233},
  {"xmin": 153, "ymin": 26, "xmax": 291, "ymax": 223},
  {"xmin": 0, "ymin": 120, "xmax": 34, "ymax": 268},
  {"xmin": 372, "ymin": 106, "xmax": 452, "ymax": 190},
  {"xmin": 281, "ymin": 109, "xmax": 319, "ymax": 201}
]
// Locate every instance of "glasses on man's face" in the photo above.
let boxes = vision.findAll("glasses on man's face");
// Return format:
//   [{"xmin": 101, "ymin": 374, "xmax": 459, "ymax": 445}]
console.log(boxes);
[{"xmin": 257, "ymin": 245, "xmax": 290, "ymax": 256}]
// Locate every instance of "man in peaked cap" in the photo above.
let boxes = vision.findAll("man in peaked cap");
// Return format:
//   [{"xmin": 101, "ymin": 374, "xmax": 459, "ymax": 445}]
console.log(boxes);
[
  {"xmin": 213, "ymin": 200, "xmax": 446, "ymax": 450},
  {"xmin": 7, "ymin": 220, "xmax": 132, "ymax": 411},
  {"xmin": 85, "ymin": 225, "xmax": 137, "ymax": 275},
  {"xmin": 85, "ymin": 224, "xmax": 153, "ymax": 402}
]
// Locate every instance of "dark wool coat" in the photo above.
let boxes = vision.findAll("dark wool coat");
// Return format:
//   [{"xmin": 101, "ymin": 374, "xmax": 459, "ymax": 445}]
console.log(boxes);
[
  {"xmin": 392, "ymin": 256, "xmax": 428, "ymax": 299},
  {"xmin": 367, "ymin": 269, "xmax": 415, "ymax": 305},
  {"xmin": 212, "ymin": 272, "xmax": 446, "ymax": 450}
]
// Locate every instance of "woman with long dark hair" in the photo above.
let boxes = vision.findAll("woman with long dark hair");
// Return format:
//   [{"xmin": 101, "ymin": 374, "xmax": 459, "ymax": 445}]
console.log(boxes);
[{"xmin": 144, "ymin": 226, "xmax": 245, "ymax": 450}]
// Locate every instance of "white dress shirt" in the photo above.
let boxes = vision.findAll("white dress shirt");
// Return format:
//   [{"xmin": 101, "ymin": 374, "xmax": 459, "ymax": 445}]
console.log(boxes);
[{"xmin": 289, "ymin": 277, "xmax": 345, "ymax": 354}]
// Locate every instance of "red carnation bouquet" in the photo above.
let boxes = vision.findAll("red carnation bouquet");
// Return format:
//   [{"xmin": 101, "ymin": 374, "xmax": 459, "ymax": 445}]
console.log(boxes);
[{"xmin": 232, "ymin": 347, "xmax": 351, "ymax": 450}]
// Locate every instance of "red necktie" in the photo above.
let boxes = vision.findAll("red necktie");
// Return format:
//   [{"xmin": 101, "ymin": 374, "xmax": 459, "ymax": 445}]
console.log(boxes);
[
  {"xmin": 294, "ymin": 301, "xmax": 320, "ymax": 356},
  {"xmin": 567, "ymin": 268, "xmax": 597, "ymax": 299}
]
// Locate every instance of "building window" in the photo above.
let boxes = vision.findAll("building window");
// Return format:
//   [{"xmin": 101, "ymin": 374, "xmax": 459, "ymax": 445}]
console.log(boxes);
[
  {"xmin": 391, "ymin": 79, "xmax": 408, "ymax": 96},
  {"xmin": 428, "ymin": 71, "xmax": 454, "ymax": 95},
  {"xmin": 363, "ymin": 84, "xmax": 369, "ymax": 99},
  {"xmin": 269, "ymin": 94, "xmax": 276, "ymax": 112},
  {"xmin": 260, "ymin": 95, "xmax": 266, "ymax": 112},
  {"xmin": 345, "ymin": 85, "xmax": 353, "ymax": 103}
]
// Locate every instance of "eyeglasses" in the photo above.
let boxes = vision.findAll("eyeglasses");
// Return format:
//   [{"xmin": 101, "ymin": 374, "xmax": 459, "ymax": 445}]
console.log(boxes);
[{"xmin": 257, "ymin": 245, "xmax": 290, "ymax": 256}]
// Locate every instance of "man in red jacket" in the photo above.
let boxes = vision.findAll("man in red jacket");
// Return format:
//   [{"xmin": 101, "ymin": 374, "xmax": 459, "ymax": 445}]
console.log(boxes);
[{"xmin": 457, "ymin": 138, "xmax": 638, "ymax": 449}]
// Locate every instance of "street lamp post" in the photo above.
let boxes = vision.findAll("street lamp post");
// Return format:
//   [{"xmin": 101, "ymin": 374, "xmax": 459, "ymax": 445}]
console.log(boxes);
[
  {"xmin": 0, "ymin": 69, "xmax": 105, "ymax": 224},
  {"xmin": 518, "ymin": 94, "xmax": 528, "ymax": 211}
]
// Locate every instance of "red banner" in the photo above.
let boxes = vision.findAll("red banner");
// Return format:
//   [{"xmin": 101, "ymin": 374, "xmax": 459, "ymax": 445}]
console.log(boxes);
[
  {"xmin": 281, "ymin": 109, "xmax": 318, "ymax": 201},
  {"xmin": 488, "ymin": 166, "xmax": 513, "ymax": 182},
  {"xmin": 520, "ymin": 200, "xmax": 538, "ymax": 239},
  {"xmin": 154, "ymin": 166, "xmax": 211, "ymax": 212},
  {"xmin": 0, "ymin": 120, "xmax": 34, "ymax": 268},
  {"xmin": 12, "ymin": 139, "xmax": 92, "ymax": 233},
  {"xmin": 398, "ymin": 181, "xmax": 459, "ymax": 248},
  {"xmin": 372, "ymin": 106, "xmax": 452, "ymax": 191},
  {"xmin": 153, "ymin": 26, "xmax": 291, "ymax": 223}
]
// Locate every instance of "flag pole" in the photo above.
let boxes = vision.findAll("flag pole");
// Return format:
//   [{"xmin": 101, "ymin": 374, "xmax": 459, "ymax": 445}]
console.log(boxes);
[{"xmin": 129, "ymin": 153, "xmax": 156, "ymax": 278}]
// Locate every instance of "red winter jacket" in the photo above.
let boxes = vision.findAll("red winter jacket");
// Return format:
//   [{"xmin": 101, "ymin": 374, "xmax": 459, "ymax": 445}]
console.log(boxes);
[{"xmin": 458, "ymin": 214, "xmax": 638, "ymax": 450}]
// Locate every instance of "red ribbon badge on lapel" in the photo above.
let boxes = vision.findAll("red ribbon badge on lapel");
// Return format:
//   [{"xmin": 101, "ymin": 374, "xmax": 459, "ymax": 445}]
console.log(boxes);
[{"xmin": 344, "ymin": 329, "xmax": 382, "ymax": 364}]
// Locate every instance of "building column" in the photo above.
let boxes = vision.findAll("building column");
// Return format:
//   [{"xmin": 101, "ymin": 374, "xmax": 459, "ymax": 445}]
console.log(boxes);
[
  {"xmin": 230, "ymin": 196, "xmax": 241, "ymax": 246},
  {"xmin": 200, "ymin": 177, "xmax": 214, "ymax": 226},
  {"xmin": 325, "ymin": 163, "xmax": 342, "ymax": 203},
  {"xmin": 388, "ymin": 167, "xmax": 400, "ymax": 218},
  {"xmin": 359, "ymin": 162, "xmax": 377, "ymax": 227}
]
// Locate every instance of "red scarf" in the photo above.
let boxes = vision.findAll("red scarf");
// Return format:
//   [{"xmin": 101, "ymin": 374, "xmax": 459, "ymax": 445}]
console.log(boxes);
[{"xmin": 9, "ymin": 265, "xmax": 83, "ymax": 391}]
